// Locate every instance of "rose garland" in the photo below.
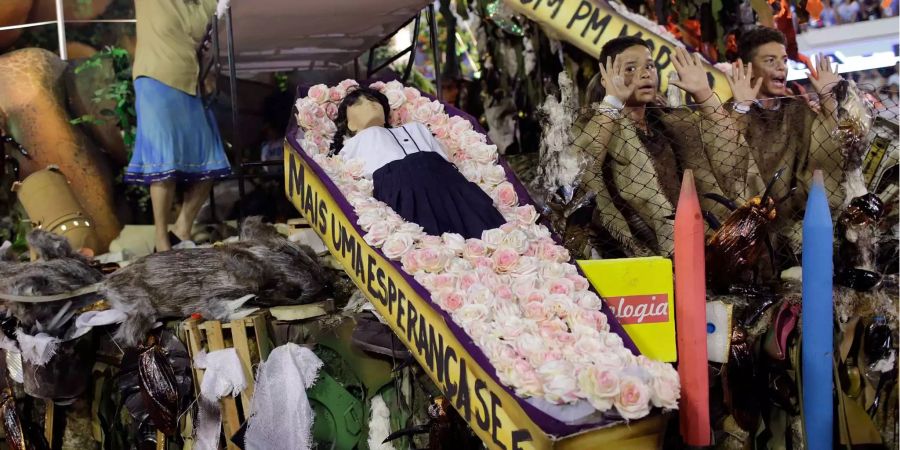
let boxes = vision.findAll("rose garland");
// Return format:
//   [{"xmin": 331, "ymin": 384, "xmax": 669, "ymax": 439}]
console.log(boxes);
[{"xmin": 295, "ymin": 80, "xmax": 680, "ymax": 420}]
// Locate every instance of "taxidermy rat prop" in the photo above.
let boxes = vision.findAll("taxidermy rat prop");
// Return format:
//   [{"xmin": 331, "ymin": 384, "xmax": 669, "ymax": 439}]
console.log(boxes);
[
  {"xmin": 0, "ymin": 230, "xmax": 103, "ymax": 328},
  {"xmin": 102, "ymin": 217, "xmax": 332, "ymax": 347}
]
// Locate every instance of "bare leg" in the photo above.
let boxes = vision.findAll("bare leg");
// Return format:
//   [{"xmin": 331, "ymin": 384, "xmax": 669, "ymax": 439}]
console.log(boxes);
[
  {"xmin": 173, "ymin": 180, "xmax": 213, "ymax": 241},
  {"xmin": 150, "ymin": 180, "xmax": 177, "ymax": 251}
]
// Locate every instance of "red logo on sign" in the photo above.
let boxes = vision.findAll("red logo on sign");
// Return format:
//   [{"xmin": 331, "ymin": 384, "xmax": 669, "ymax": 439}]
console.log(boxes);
[{"xmin": 608, "ymin": 295, "xmax": 669, "ymax": 324}]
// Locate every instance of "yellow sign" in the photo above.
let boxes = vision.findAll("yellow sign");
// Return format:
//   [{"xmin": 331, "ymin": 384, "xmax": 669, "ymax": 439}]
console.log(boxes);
[
  {"xmin": 578, "ymin": 257, "xmax": 677, "ymax": 362},
  {"xmin": 284, "ymin": 145, "xmax": 666, "ymax": 449},
  {"xmin": 503, "ymin": 0, "xmax": 732, "ymax": 101}
]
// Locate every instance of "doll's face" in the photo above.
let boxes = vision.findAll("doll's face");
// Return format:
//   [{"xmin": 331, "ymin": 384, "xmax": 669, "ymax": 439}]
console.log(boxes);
[{"xmin": 347, "ymin": 97, "xmax": 387, "ymax": 133}]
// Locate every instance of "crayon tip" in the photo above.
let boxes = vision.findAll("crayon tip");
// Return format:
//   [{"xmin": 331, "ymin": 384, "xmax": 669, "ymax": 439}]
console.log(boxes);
[
  {"xmin": 812, "ymin": 170, "xmax": 824, "ymax": 187},
  {"xmin": 680, "ymin": 170, "xmax": 696, "ymax": 195}
]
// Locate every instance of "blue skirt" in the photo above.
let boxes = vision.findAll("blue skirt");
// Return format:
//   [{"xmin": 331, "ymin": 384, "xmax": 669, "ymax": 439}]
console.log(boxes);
[
  {"xmin": 373, "ymin": 152, "xmax": 506, "ymax": 239},
  {"xmin": 124, "ymin": 77, "xmax": 231, "ymax": 185}
]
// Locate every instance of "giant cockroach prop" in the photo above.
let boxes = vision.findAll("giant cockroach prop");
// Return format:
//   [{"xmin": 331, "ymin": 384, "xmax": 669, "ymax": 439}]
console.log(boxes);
[
  {"xmin": 704, "ymin": 168, "xmax": 796, "ymax": 295},
  {"xmin": 0, "ymin": 387, "xmax": 50, "ymax": 450},
  {"xmin": 118, "ymin": 329, "xmax": 192, "ymax": 444}
]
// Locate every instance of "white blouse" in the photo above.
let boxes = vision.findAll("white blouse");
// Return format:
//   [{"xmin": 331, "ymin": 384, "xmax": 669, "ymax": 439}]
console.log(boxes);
[{"xmin": 339, "ymin": 122, "xmax": 450, "ymax": 178}]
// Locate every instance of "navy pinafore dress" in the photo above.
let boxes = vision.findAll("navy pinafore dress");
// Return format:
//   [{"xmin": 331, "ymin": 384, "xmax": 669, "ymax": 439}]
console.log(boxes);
[{"xmin": 370, "ymin": 126, "xmax": 506, "ymax": 239}]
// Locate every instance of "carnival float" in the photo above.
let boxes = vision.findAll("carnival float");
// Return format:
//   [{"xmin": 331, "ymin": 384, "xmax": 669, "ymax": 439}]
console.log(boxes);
[{"xmin": 0, "ymin": 0, "xmax": 894, "ymax": 448}]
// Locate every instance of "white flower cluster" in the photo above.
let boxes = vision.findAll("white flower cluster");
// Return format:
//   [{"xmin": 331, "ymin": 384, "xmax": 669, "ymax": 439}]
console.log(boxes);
[{"xmin": 295, "ymin": 80, "xmax": 680, "ymax": 420}]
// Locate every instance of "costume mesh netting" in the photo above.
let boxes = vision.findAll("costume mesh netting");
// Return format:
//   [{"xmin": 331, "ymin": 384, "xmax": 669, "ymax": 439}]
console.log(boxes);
[{"xmin": 536, "ymin": 83, "xmax": 898, "ymax": 284}]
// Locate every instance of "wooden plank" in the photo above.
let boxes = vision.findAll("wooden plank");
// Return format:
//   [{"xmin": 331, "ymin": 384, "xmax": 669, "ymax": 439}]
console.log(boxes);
[
  {"xmin": 251, "ymin": 314, "xmax": 273, "ymax": 360},
  {"xmin": 183, "ymin": 319, "xmax": 205, "ymax": 387},
  {"xmin": 230, "ymin": 319, "xmax": 255, "ymax": 418},
  {"xmin": 268, "ymin": 300, "xmax": 333, "ymax": 321},
  {"xmin": 205, "ymin": 321, "xmax": 241, "ymax": 450},
  {"xmin": 43, "ymin": 400, "xmax": 53, "ymax": 446}
]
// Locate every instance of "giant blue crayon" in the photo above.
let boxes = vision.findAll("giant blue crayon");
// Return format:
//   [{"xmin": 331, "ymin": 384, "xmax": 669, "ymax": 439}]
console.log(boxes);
[{"xmin": 802, "ymin": 170, "xmax": 833, "ymax": 450}]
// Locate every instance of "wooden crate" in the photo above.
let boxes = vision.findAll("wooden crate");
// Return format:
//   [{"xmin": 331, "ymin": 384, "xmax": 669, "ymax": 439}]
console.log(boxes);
[{"xmin": 180, "ymin": 312, "xmax": 273, "ymax": 450}]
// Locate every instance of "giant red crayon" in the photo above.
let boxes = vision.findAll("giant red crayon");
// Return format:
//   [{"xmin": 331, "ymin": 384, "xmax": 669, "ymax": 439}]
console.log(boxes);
[{"xmin": 674, "ymin": 170, "xmax": 710, "ymax": 445}]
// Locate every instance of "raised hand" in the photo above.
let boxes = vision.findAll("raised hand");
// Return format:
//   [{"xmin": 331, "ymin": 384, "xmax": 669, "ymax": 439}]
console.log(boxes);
[
  {"xmin": 670, "ymin": 47, "xmax": 714, "ymax": 102},
  {"xmin": 727, "ymin": 59, "xmax": 763, "ymax": 106},
  {"xmin": 599, "ymin": 55, "xmax": 635, "ymax": 103},
  {"xmin": 808, "ymin": 53, "xmax": 841, "ymax": 96}
]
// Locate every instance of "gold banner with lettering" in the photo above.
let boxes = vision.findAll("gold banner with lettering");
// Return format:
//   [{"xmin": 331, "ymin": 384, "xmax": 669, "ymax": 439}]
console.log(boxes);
[
  {"xmin": 503, "ymin": 0, "xmax": 733, "ymax": 101},
  {"xmin": 284, "ymin": 145, "xmax": 667, "ymax": 449}
]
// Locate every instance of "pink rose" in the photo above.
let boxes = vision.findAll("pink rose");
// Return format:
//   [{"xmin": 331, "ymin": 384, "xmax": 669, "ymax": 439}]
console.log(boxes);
[
  {"xmin": 454, "ymin": 303, "xmax": 490, "ymax": 324},
  {"xmin": 512, "ymin": 205, "xmax": 538, "ymax": 226},
  {"xmin": 397, "ymin": 222, "xmax": 424, "ymax": 236},
  {"xmin": 457, "ymin": 161, "xmax": 483, "ymax": 183},
  {"xmin": 515, "ymin": 333, "xmax": 546, "ymax": 364},
  {"xmin": 435, "ymin": 289, "xmax": 465, "ymax": 313},
  {"xmin": 401, "ymin": 250, "xmax": 420, "ymax": 273},
  {"xmin": 369, "ymin": 81, "xmax": 386, "ymax": 91},
  {"xmin": 511, "ymin": 360, "xmax": 544, "ymax": 397},
  {"xmin": 449, "ymin": 116, "xmax": 474, "ymax": 134},
  {"xmin": 512, "ymin": 256, "xmax": 540, "ymax": 277},
  {"xmin": 501, "ymin": 229, "xmax": 529, "ymax": 254},
  {"xmin": 431, "ymin": 273, "xmax": 458, "ymax": 291},
  {"xmin": 496, "ymin": 285, "xmax": 515, "ymax": 302},
  {"xmin": 578, "ymin": 366, "xmax": 620, "ymax": 411},
  {"xmin": 539, "ymin": 262, "xmax": 567, "ymax": 280},
  {"xmin": 417, "ymin": 247, "xmax": 451, "ymax": 273},
  {"xmin": 382, "ymin": 233, "xmax": 415, "ymax": 260},
  {"xmin": 363, "ymin": 221, "xmax": 393, "ymax": 247},
  {"xmin": 418, "ymin": 235, "xmax": 444, "ymax": 249},
  {"xmin": 545, "ymin": 294, "xmax": 575, "ymax": 319},
  {"xmin": 329, "ymin": 86, "xmax": 345, "ymax": 102},
  {"xmin": 468, "ymin": 143, "xmax": 499, "ymax": 164},
  {"xmin": 463, "ymin": 239, "xmax": 488, "ymax": 259},
  {"xmin": 523, "ymin": 301, "xmax": 552, "ymax": 321},
  {"xmin": 470, "ymin": 256, "xmax": 495, "ymax": 271},
  {"xmin": 297, "ymin": 108, "xmax": 316, "ymax": 129},
  {"xmin": 538, "ymin": 361, "xmax": 579, "ymax": 404},
  {"xmin": 481, "ymin": 229, "xmax": 505, "ymax": 249},
  {"xmin": 432, "ymin": 124, "xmax": 451, "ymax": 140},
  {"xmin": 648, "ymin": 364, "xmax": 680, "ymax": 410},
  {"xmin": 491, "ymin": 246, "xmax": 520, "ymax": 273},
  {"xmin": 614, "ymin": 376, "xmax": 652, "ymax": 420},
  {"xmin": 460, "ymin": 130, "xmax": 486, "ymax": 147},
  {"xmin": 458, "ymin": 272, "xmax": 479, "ymax": 290},
  {"xmin": 474, "ymin": 268, "xmax": 502, "ymax": 290},
  {"xmin": 338, "ymin": 79, "xmax": 359, "ymax": 91},
  {"xmin": 548, "ymin": 278, "xmax": 575, "ymax": 296},
  {"xmin": 446, "ymin": 257, "xmax": 474, "ymax": 275},
  {"xmin": 567, "ymin": 274, "xmax": 591, "ymax": 291},
  {"xmin": 538, "ymin": 318, "xmax": 567, "ymax": 339},
  {"xmin": 403, "ymin": 87, "xmax": 421, "ymax": 102},
  {"xmin": 574, "ymin": 291, "xmax": 603, "ymax": 310},
  {"xmin": 307, "ymin": 84, "xmax": 329, "ymax": 104},
  {"xmin": 493, "ymin": 182, "xmax": 518, "ymax": 208},
  {"xmin": 325, "ymin": 102, "xmax": 339, "ymax": 120},
  {"xmin": 385, "ymin": 89, "xmax": 406, "ymax": 109},
  {"xmin": 442, "ymin": 233, "xmax": 466, "ymax": 255},
  {"xmin": 466, "ymin": 283, "xmax": 495, "ymax": 307},
  {"xmin": 356, "ymin": 209, "xmax": 384, "ymax": 230}
]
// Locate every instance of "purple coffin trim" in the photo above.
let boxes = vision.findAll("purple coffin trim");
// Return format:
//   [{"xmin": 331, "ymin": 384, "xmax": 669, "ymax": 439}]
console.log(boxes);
[{"xmin": 288, "ymin": 81, "xmax": 646, "ymax": 437}]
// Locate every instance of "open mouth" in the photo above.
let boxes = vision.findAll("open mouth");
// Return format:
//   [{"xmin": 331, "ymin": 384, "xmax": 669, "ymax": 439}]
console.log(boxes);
[
  {"xmin": 636, "ymin": 85, "xmax": 656, "ymax": 94},
  {"xmin": 771, "ymin": 77, "xmax": 786, "ymax": 89}
]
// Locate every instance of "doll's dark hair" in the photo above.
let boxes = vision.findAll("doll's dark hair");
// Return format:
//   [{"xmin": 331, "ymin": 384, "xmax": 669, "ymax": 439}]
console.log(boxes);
[
  {"xmin": 585, "ymin": 36, "xmax": 652, "ymax": 105},
  {"xmin": 330, "ymin": 87, "xmax": 391, "ymax": 155}
]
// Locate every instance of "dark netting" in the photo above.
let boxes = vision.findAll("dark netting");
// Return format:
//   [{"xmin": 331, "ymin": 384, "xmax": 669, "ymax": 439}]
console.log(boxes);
[{"xmin": 541, "ymin": 81, "xmax": 898, "ymax": 289}]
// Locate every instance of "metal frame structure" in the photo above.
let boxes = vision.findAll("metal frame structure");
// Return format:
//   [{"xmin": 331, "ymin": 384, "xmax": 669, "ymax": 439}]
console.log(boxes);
[{"xmin": 217, "ymin": 4, "xmax": 443, "ymax": 220}]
